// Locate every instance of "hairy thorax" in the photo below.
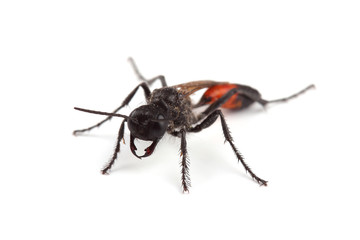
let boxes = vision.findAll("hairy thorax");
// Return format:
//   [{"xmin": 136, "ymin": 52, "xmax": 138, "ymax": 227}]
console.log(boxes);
[{"xmin": 149, "ymin": 87, "xmax": 195, "ymax": 132}]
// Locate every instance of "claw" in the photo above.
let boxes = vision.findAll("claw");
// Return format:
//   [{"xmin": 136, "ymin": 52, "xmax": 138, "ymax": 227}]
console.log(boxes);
[{"xmin": 256, "ymin": 178, "xmax": 268, "ymax": 186}]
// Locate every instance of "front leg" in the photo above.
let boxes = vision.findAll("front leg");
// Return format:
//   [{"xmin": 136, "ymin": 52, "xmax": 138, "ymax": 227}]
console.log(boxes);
[
  {"xmin": 180, "ymin": 129, "xmax": 191, "ymax": 193},
  {"xmin": 171, "ymin": 129, "xmax": 191, "ymax": 192},
  {"xmin": 102, "ymin": 119, "xmax": 126, "ymax": 174},
  {"xmin": 73, "ymin": 82, "xmax": 151, "ymax": 135}
]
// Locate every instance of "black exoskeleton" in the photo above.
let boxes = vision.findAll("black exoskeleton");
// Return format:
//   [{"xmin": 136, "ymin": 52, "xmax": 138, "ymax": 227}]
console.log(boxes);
[{"xmin": 74, "ymin": 58, "xmax": 314, "ymax": 192}]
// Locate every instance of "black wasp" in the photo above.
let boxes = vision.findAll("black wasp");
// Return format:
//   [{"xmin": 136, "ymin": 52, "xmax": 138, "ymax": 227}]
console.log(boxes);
[{"xmin": 74, "ymin": 58, "xmax": 314, "ymax": 192}]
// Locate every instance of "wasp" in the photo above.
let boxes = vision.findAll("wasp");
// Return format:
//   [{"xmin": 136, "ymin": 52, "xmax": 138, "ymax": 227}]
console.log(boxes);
[{"xmin": 74, "ymin": 58, "xmax": 314, "ymax": 192}]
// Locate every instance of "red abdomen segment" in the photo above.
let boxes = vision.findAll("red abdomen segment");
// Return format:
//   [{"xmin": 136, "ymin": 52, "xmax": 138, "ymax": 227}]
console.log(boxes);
[{"xmin": 195, "ymin": 83, "xmax": 260, "ymax": 110}]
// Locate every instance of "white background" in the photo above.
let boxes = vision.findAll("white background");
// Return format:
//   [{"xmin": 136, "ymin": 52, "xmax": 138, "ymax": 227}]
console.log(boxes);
[{"xmin": 1, "ymin": 1, "xmax": 359, "ymax": 239}]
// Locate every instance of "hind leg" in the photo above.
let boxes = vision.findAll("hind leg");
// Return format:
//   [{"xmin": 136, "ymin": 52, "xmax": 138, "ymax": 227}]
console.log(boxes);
[{"xmin": 263, "ymin": 84, "xmax": 315, "ymax": 104}]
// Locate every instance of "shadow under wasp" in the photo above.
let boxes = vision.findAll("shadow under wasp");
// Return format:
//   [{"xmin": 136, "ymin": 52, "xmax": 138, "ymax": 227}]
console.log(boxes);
[{"xmin": 73, "ymin": 58, "xmax": 314, "ymax": 192}]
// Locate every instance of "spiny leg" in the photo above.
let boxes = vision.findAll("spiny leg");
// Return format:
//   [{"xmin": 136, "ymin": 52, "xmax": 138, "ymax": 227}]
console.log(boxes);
[
  {"xmin": 128, "ymin": 57, "xmax": 167, "ymax": 87},
  {"xmin": 102, "ymin": 119, "xmax": 126, "ymax": 174},
  {"xmin": 190, "ymin": 110, "xmax": 267, "ymax": 186},
  {"xmin": 170, "ymin": 129, "xmax": 191, "ymax": 192},
  {"xmin": 263, "ymin": 84, "xmax": 315, "ymax": 105},
  {"xmin": 179, "ymin": 129, "xmax": 191, "ymax": 192},
  {"xmin": 73, "ymin": 82, "xmax": 151, "ymax": 135}
]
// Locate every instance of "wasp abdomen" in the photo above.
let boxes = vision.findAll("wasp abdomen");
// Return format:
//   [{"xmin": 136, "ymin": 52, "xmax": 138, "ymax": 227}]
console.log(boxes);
[{"xmin": 195, "ymin": 83, "xmax": 261, "ymax": 110}]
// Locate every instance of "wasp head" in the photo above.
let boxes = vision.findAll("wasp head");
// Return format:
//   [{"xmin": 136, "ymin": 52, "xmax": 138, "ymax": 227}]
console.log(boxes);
[{"xmin": 127, "ymin": 103, "xmax": 169, "ymax": 158}]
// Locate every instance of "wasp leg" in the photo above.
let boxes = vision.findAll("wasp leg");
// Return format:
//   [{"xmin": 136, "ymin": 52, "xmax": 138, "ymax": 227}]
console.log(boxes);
[
  {"xmin": 234, "ymin": 84, "xmax": 315, "ymax": 106},
  {"xmin": 169, "ymin": 129, "xmax": 191, "ymax": 192},
  {"xmin": 190, "ymin": 110, "xmax": 268, "ymax": 186},
  {"xmin": 101, "ymin": 119, "xmax": 126, "ymax": 174},
  {"xmin": 73, "ymin": 82, "xmax": 151, "ymax": 135},
  {"xmin": 128, "ymin": 57, "xmax": 167, "ymax": 87},
  {"xmin": 263, "ymin": 84, "xmax": 315, "ymax": 104},
  {"xmin": 179, "ymin": 129, "xmax": 191, "ymax": 193}
]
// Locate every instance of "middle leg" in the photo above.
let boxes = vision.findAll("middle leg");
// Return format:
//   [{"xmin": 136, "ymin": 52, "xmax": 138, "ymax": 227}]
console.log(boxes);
[{"xmin": 189, "ymin": 110, "xmax": 268, "ymax": 186}]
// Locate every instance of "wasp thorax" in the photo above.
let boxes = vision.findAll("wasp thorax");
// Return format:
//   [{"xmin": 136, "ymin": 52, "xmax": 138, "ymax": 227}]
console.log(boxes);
[{"xmin": 127, "ymin": 104, "xmax": 169, "ymax": 141}]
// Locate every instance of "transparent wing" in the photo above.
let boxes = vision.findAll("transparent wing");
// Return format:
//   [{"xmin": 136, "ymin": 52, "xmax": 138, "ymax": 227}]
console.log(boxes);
[{"xmin": 172, "ymin": 80, "xmax": 228, "ymax": 96}]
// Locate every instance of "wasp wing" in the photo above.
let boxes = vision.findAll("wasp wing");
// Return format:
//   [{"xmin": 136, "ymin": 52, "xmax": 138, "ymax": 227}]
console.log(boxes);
[{"xmin": 173, "ymin": 80, "xmax": 228, "ymax": 97}]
